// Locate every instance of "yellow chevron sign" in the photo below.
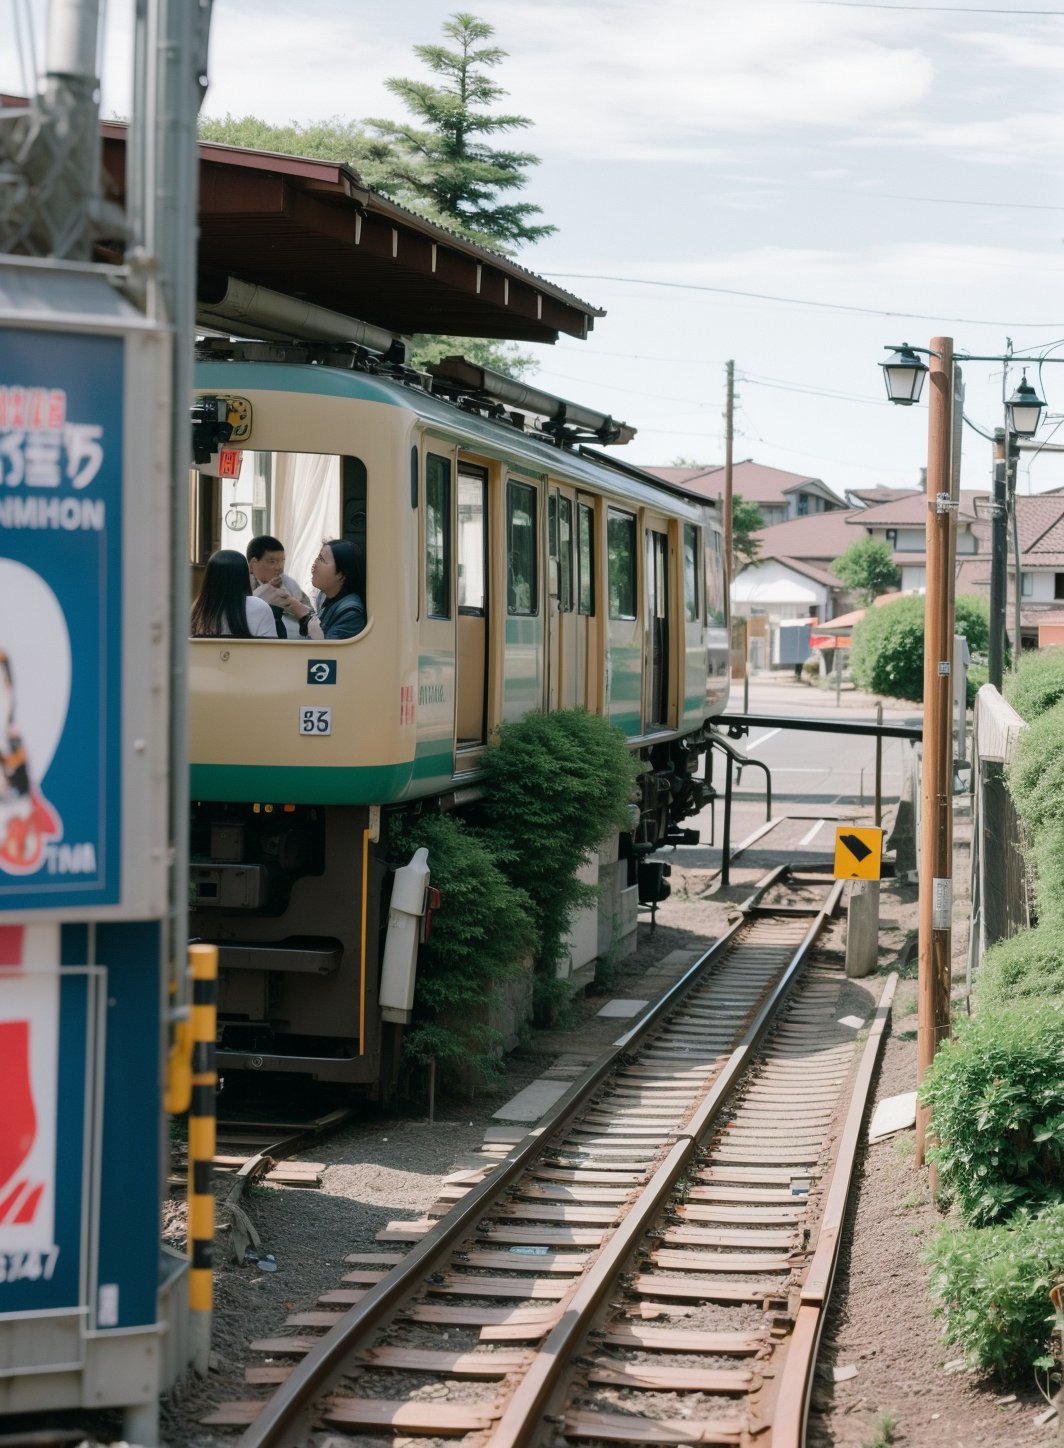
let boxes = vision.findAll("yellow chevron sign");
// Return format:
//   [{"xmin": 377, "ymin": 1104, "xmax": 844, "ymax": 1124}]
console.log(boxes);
[{"xmin": 833, "ymin": 826, "xmax": 883, "ymax": 881}]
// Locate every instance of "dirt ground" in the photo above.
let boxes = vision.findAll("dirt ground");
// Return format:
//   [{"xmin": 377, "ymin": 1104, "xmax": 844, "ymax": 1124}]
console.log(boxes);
[{"xmin": 153, "ymin": 794, "xmax": 1059, "ymax": 1448}]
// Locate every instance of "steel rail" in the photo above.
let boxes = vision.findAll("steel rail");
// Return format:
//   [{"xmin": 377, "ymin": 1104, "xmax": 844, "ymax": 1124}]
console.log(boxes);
[
  {"xmin": 771, "ymin": 970, "xmax": 899, "ymax": 1448},
  {"xmin": 237, "ymin": 869, "xmax": 837, "ymax": 1448},
  {"xmin": 487, "ymin": 876, "xmax": 845, "ymax": 1447}
]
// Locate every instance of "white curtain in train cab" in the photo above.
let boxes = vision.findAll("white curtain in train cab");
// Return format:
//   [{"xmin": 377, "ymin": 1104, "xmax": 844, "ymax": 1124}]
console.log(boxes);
[{"xmin": 272, "ymin": 453, "xmax": 341, "ymax": 600}]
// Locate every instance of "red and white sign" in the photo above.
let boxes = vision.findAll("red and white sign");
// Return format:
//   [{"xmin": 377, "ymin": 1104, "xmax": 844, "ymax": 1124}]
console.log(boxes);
[
  {"xmin": 0, "ymin": 924, "xmax": 59, "ymax": 1250},
  {"xmin": 217, "ymin": 447, "xmax": 242, "ymax": 478}
]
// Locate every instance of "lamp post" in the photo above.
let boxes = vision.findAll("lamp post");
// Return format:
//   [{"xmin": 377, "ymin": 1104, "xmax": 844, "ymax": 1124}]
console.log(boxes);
[{"xmin": 880, "ymin": 341, "xmax": 1047, "ymax": 1168}]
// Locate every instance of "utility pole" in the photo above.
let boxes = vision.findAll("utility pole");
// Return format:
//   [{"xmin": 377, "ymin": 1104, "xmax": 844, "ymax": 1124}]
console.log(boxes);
[
  {"xmin": 916, "ymin": 337, "xmax": 957, "ymax": 1173},
  {"xmin": 988, "ymin": 429, "xmax": 1008, "ymax": 689},
  {"xmin": 1009, "ymin": 437, "xmax": 1022, "ymax": 670},
  {"xmin": 723, "ymin": 360, "xmax": 734, "ymax": 595}
]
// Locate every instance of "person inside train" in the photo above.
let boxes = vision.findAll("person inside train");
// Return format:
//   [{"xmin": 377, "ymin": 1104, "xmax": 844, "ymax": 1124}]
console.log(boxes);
[
  {"xmin": 311, "ymin": 539, "xmax": 366, "ymax": 640},
  {"xmin": 191, "ymin": 549, "xmax": 277, "ymax": 639},
  {"xmin": 246, "ymin": 534, "xmax": 316, "ymax": 639}
]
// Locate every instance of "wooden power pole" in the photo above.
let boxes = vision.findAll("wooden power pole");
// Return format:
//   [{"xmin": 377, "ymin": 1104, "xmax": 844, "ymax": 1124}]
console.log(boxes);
[{"xmin": 916, "ymin": 336, "xmax": 957, "ymax": 1172}]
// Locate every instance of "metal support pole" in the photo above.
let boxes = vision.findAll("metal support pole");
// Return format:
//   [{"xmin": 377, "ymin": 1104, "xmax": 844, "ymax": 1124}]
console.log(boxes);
[
  {"xmin": 1010, "ymin": 440, "xmax": 1022, "ymax": 669},
  {"xmin": 917, "ymin": 337, "xmax": 957, "ymax": 1173},
  {"xmin": 988, "ymin": 429, "xmax": 1008, "ymax": 689},
  {"xmin": 721, "ymin": 750, "xmax": 734, "ymax": 888},
  {"xmin": 724, "ymin": 360, "xmax": 734, "ymax": 600},
  {"xmin": 875, "ymin": 701, "xmax": 883, "ymax": 827}
]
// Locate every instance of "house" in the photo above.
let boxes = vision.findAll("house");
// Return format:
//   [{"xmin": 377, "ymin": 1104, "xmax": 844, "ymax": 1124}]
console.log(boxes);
[
  {"xmin": 644, "ymin": 460, "xmax": 847, "ymax": 527},
  {"xmin": 843, "ymin": 491, "xmax": 984, "ymax": 592},
  {"xmin": 969, "ymin": 492, "xmax": 1064, "ymax": 649},
  {"xmin": 732, "ymin": 555, "xmax": 847, "ymax": 670}
]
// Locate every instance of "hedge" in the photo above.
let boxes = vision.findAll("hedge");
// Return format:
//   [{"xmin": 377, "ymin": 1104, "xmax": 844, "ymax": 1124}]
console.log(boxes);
[
  {"xmin": 919, "ymin": 1004, "xmax": 1064, "ymax": 1226},
  {"xmin": 1004, "ymin": 647, "xmax": 1064, "ymax": 721},
  {"xmin": 975, "ymin": 921, "xmax": 1064, "ymax": 1012}
]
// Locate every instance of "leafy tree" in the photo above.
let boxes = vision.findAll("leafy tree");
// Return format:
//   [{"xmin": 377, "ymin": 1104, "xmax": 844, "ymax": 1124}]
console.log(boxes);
[
  {"xmin": 832, "ymin": 536, "xmax": 901, "ymax": 603},
  {"xmin": 732, "ymin": 496, "xmax": 765, "ymax": 569},
  {"xmin": 198, "ymin": 114, "xmax": 397, "ymax": 187},
  {"xmin": 850, "ymin": 593, "xmax": 988, "ymax": 702},
  {"xmin": 365, "ymin": 12, "xmax": 555, "ymax": 252}
]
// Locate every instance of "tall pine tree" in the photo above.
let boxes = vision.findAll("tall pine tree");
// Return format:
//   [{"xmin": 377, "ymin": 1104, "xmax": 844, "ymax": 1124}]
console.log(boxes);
[{"xmin": 366, "ymin": 12, "xmax": 555, "ymax": 253}]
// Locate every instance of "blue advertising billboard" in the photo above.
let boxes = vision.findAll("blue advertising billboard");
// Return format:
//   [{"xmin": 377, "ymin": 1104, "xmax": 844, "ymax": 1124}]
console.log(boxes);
[{"xmin": 0, "ymin": 328, "xmax": 123, "ymax": 910}]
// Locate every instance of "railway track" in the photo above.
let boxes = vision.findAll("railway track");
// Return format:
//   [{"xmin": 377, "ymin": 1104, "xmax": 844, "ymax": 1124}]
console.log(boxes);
[{"xmin": 203, "ymin": 866, "xmax": 895, "ymax": 1447}]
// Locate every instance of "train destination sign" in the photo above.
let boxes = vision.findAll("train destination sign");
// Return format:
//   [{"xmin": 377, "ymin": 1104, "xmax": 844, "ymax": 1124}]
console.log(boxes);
[{"xmin": 833, "ymin": 826, "xmax": 884, "ymax": 882}]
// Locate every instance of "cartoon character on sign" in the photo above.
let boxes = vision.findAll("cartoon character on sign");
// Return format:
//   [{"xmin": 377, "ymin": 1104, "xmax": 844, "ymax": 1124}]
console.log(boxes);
[
  {"xmin": 0, "ymin": 651, "xmax": 61, "ymax": 873},
  {"xmin": 0, "ymin": 559, "xmax": 71, "ymax": 879}
]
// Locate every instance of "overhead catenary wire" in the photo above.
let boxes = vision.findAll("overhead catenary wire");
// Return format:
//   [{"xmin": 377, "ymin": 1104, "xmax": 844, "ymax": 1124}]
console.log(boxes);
[{"xmin": 542, "ymin": 272, "xmax": 1064, "ymax": 329}]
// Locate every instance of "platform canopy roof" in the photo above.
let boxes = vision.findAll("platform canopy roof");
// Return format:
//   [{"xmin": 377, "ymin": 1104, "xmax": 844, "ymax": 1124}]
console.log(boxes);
[{"xmin": 99, "ymin": 127, "xmax": 601, "ymax": 345}]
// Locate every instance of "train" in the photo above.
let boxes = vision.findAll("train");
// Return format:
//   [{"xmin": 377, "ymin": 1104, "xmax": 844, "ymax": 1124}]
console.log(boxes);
[{"xmin": 187, "ymin": 340, "xmax": 730, "ymax": 1091}]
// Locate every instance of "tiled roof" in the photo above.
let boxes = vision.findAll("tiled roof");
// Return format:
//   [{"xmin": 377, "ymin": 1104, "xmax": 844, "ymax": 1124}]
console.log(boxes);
[
  {"xmin": 644, "ymin": 459, "xmax": 846, "ymax": 508},
  {"xmin": 766, "ymin": 555, "xmax": 844, "ymax": 588},
  {"xmin": 753, "ymin": 511, "xmax": 862, "ymax": 560},
  {"xmin": 845, "ymin": 486, "xmax": 923, "ymax": 507},
  {"xmin": 852, "ymin": 491, "xmax": 982, "ymax": 527}
]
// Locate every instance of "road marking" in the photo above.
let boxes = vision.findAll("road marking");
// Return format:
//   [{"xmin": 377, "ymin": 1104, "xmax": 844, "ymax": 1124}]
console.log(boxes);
[
  {"xmin": 745, "ymin": 728, "xmax": 781, "ymax": 753},
  {"xmin": 799, "ymin": 819, "xmax": 826, "ymax": 846}
]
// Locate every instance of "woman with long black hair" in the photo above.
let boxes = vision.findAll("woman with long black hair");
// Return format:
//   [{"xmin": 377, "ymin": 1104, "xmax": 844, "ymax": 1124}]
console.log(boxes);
[
  {"xmin": 191, "ymin": 549, "xmax": 277, "ymax": 639},
  {"xmin": 311, "ymin": 539, "xmax": 367, "ymax": 640}
]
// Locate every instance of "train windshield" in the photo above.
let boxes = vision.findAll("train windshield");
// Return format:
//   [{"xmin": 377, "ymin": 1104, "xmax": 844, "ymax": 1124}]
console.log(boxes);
[{"xmin": 190, "ymin": 449, "xmax": 367, "ymax": 605}]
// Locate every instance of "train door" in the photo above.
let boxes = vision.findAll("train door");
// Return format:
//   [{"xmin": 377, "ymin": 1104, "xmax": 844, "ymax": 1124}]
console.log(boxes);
[
  {"xmin": 576, "ymin": 493, "xmax": 599, "ymax": 711},
  {"xmin": 645, "ymin": 520, "xmax": 671, "ymax": 729},
  {"xmin": 456, "ymin": 463, "xmax": 488, "ymax": 750},
  {"xmin": 502, "ymin": 473, "xmax": 544, "ymax": 722},
  {"xmin": 547, "ymin": 483, "xmax": 579, "ymax": 710},
  {"xmin": 421, "ymin": 442, "xmax": 458, "ymax": 767}
]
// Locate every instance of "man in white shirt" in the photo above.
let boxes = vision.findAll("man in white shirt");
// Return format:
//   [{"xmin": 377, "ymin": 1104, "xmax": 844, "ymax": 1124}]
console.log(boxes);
[{"xmin": 246, "ymin": 535, "xmax": 315, "ymax": 638}]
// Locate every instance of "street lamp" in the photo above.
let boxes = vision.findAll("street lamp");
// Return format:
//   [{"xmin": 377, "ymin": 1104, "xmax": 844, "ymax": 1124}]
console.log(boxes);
[
  {"xmin": 1006, "ymin": 372, "xmax": 1045, "ymax": 438},
  {"xmin": 880, "ymin": 344, "xmax": 930, "ymax": 406},
  {"xmin": 880, "ymin": 341, "xmax": 1052, "ymax": 1174},
  {"xmin": 880, "ymin": 338, "xmax": 958, "ymax": 1174}
]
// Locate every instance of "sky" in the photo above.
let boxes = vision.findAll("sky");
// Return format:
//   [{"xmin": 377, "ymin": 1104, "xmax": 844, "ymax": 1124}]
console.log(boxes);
[{"xmin": 7, "ymin": 0, "xmax": 1064, "ymax": 501}]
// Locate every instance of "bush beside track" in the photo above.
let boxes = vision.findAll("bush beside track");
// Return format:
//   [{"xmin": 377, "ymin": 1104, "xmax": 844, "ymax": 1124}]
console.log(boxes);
[{"xmin": 921, "ymin": 651, "xmax": 1064, "ymax": 1380}]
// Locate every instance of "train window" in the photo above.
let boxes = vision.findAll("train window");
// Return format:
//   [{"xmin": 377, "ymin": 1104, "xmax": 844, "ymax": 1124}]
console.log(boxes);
[
  {"xmin": 458, "ymin": 468, "xmax": 486, "ymax": 613},
  {"xmin": 578, "ymin": 503, "xmax": 595, "ymax": 616},
  {"xmin": 559, "ymin": 496, "xmax": 573, "ymax": 612},
  {"xmin": 507, "ymin": 480, "xmax": 538, "ymax": 615},
  {"xmin": 426, "ymin": 453, "xmax": 452, "ymax": 619},
  {"xmin": 705, "ymin": 530, "xmax": 726, "ymax": 626},
  {"xmin": 607, "ymin": 509, "xmax": 637, "ymax": 620},
  {"xmin": 189, "ymin": 449, "xmax": 363, "ymax": 606},
  {"xmin": 683, "ymin": 524, "xmax": 700, "ymax": 622}
]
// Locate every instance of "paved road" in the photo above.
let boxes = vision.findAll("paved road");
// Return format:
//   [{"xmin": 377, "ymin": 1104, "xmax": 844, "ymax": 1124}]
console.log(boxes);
[{"xmin": 665, "ymin": 676, "xmax": 921, "ymax": 879}]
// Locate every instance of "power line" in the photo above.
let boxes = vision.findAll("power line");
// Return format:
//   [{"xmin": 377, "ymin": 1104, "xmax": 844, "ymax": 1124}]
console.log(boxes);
[
  {"xmin": 542, "ymin": 272, "xmax": 1064, "ymax": 328},
  {"xmin": 800, "ymin": 2, "xmax": 1064, "ymax": 12}
]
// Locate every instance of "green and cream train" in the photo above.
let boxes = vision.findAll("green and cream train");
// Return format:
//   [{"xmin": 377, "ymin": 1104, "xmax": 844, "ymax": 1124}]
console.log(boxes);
[{"xmin": 188, "ymin": 345, "xmax": 729, "ymax": 1089}]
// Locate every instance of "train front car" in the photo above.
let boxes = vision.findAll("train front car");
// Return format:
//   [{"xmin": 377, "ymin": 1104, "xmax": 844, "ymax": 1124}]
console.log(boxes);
[
  {"xmin": 187, "ymin": 361, "xmax": 417, "ymax": 1088},
  {"xmin": 186, "ymin": 351, "xmax": 730, "ymax": 1091}
]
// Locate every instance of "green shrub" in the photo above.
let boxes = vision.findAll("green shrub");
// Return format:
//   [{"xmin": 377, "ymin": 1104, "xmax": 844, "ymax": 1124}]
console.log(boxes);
[
  {"xmin": 1032, "ymin": 822, "xmax": 1064, "ymax": 929},
  {"xmin": 1005, "ymin": 648, "xmax": 1064, "ymax": 721},
  {"xmin": 850, "ymin": 594, "xmax": 989, "ymax": 702},
  {"xmin": 925, "ymin": 1205, "xmax": 1064, "ymax": 1377},
  {"xmin": 478, "ymin": 709, "xmax": 642, "ymax": 991},
  {"xmin": 389, "ymin": 812, "xmax": 537, "ymax": 1083},
  {"xmin": 1006, "ymin": 699, "xmax": 1064, "ymax": 837},
  {"xmin": 920, "ymin": 1004, "xmax": 1064, "ymax": 1225},
  {"xmin": 976, "ymin": 922, "xmax": 1064, "ymax": 1012}
]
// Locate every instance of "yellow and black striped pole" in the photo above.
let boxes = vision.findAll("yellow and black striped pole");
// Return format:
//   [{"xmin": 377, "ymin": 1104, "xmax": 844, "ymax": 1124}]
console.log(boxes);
[{"xmin": 187, "ymin": 942, "xmax": 218, "ymax": 1375}]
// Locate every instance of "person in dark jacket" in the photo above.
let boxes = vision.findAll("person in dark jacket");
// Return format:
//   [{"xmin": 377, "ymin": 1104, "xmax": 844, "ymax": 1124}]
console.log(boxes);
[{"xmin": 311, "ymin": 539, "xmax": 366, "ymax": 640}]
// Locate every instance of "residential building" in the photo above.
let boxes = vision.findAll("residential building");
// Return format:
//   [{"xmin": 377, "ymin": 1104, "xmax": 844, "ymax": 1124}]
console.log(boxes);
[{"xmin": 644, "ymin": 460, "xmax": 846, "ymax": 527}]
